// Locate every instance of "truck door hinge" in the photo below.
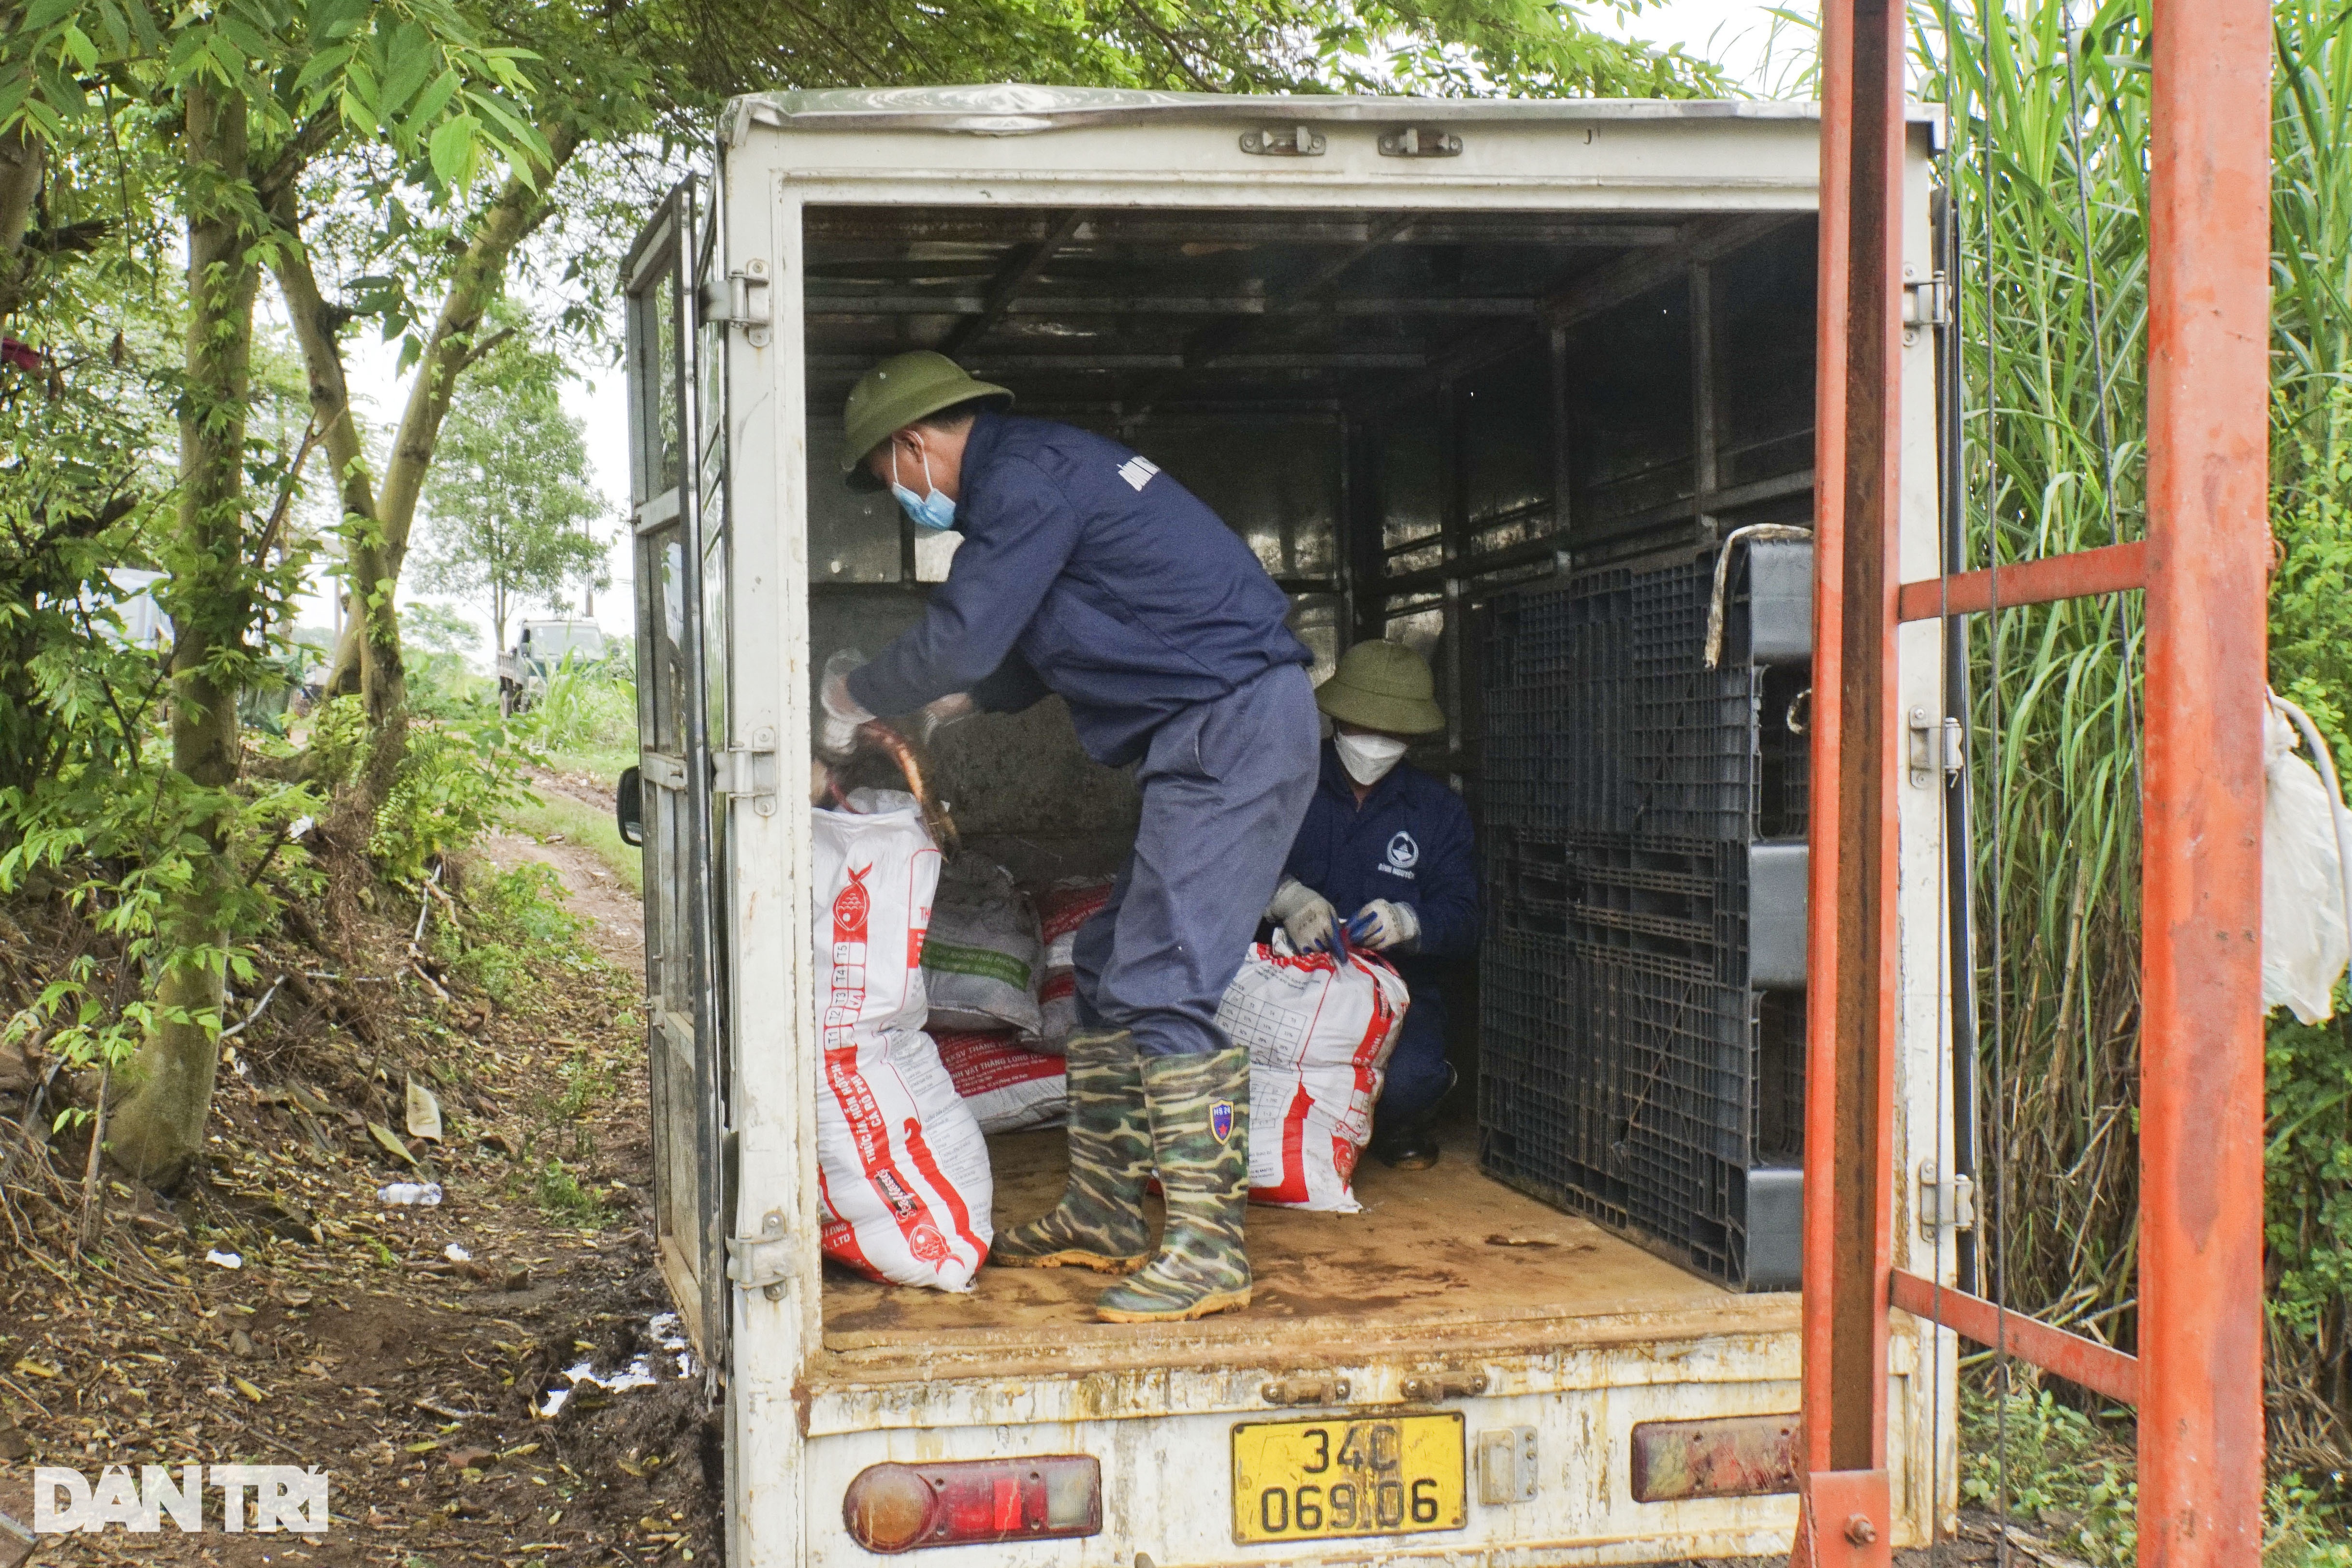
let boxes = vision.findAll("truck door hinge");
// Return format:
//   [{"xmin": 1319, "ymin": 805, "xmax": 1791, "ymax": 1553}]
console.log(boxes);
[
  {"xmin": 711, "ymin": 732, "xmax": 779, "ymax": 815},
  {"xmin": 699, "ymin": 259, "xmax": 772, "ymax": 346},
  {"xmin": 1399, "ymin": 1370, "xmax": 1487, "ymax": 1402},
  {"xmin": 726, "ymin": 1209, "xmax": 792, "ymax": 1299},
  {"xmin": 1260, "ymin": 1376, "xmax": 1350, "ymax": 1407},
  {"xmin": 1916, "ymin": 1159, "xmax": 1977, "ymax": 1240},
  {"xmin": 1239, "ymin": 125, "xmax": 1324, "ymax": 157},
  {"xmin": 1378, "ymin": 126, "xmax": 1462, "ymax": 158},
  {"xmin": 1903, "ymin": 268, "xmax": 1951, "ymax": 329},
  {"xmin": 1908, "ymin": 707, "xmax": 1963, "ymax": 788}
]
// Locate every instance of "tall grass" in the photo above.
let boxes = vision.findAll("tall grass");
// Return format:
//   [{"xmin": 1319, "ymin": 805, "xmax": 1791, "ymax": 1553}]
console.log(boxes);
[
  {"xmin": 1918, "ymin": 0, "xmax": 2352, "ymax": 1470},
  {"xmin": 528, "ymin": 654, "xmax": 640, "ymax": 780}
]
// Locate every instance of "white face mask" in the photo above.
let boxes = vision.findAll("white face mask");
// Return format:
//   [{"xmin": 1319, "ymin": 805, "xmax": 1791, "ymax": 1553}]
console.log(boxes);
[{"xmin": 1334, "ymin": 730, "xmax": 1409, "ymax": 785}]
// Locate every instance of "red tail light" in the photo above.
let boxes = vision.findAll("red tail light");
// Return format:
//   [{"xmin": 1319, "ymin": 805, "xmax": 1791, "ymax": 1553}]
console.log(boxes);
[{"xmin": 844, "ymin": 1456, "xmax": 1102, "ymax": 1553}]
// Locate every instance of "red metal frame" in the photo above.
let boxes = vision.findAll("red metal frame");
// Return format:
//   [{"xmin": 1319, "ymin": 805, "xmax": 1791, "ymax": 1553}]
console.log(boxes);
[
  {"xmin": 2138, "ymin": 3, "xmax": 2269, "ymax": 1562},
  {"xmin": 1887, "ymin": 1269, "xmax": 2139, "ymax": 1407},
  {"xmin": 1802, "ymin": 2, "xmax": 2267, "ymax": 1565},
  {"xmin": 1799, "ymin": 0, "xmax": 1901, "ymax": 1560},
  {"xmin": 1894, "ymin": 539, "xmax": 2146, "ymax": 622}
]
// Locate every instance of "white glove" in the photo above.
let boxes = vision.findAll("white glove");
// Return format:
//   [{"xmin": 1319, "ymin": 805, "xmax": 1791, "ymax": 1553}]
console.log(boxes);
[
  {"xmin": 1266, "ymin": 876, "xmax": 1338, "ymax": 953},
  {"xmin": 818, "ymin": 650, "xmax": 872, "ymax": 757},
  {"xmin": 921, "ymin": 691, "xmax": 976, "ymax": 742},
  {"xmin": 1347, "ymin": 899, "xmax": 1420, "ymax": 953}
]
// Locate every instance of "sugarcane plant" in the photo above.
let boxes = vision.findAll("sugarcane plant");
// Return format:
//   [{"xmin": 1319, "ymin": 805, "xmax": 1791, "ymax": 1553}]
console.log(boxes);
[{"xmin": 1919, "ymin": 0, "xmax": 2352, "ymax": 1472}]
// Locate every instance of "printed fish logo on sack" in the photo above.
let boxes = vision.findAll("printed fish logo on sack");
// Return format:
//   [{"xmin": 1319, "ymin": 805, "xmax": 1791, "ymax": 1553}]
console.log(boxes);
[{"xmin": 1210, "ymin": 1100, "xmax": 1236, "ymax": 1144}]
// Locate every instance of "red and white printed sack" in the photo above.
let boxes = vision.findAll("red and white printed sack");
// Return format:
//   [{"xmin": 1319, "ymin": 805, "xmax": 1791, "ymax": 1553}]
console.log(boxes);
[
  {"xmin": 812, "ymin": 791, "xmax": 993, "ymax": 1290},
  {"xmin": 1215, "ymin": 943, "xmax": 1410, "ymax": 1213},
  {"xmin": 934, "ymin": 1029, "xmax": 1068, "ymax": 1133},
  {"xmin": 1030, "ymin": 876, "xmax": 1116, "ymax": 1056}
]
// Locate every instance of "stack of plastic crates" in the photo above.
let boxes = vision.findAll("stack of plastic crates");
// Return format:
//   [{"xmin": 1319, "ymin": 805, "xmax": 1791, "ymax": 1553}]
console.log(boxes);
[{"xmin": 1479, "ymin": 542, "xmax": 1813, "ymax": 1290}]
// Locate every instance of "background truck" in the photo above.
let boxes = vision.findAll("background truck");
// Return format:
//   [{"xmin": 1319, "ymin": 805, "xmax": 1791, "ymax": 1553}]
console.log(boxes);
[
  {"xmin": 619, "ymin": 85, "xmax": 1965, "ymax": 1566},
  {"xmin": 496, "ymin": 616, "xmax": 607, "ymax": 714}
]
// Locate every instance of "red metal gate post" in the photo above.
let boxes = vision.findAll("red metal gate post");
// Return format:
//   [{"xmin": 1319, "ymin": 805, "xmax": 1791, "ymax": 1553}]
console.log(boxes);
[
  {"xmin": 1799, "ymin": 0, "xmax": 1903, "ymax": 1562},
  {"xmin": 2139, "ymin": 4, "xmax": 2269, "ymax": 1566}
]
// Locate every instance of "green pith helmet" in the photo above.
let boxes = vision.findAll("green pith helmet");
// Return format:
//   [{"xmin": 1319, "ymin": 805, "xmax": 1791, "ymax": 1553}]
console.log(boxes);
[
  {"xmin": 1315, "ymin": 640, "xmax": 1445, "ymax": 736},
  {"xmin": 839, "ymin": 351, "xmax": 1012, "ymax": 489}
]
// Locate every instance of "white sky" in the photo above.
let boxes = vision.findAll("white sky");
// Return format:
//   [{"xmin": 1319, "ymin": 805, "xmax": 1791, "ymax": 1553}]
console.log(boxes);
[
  {"xmin": 1598, "ymin": 0, "xmax": 1820, "ymax": 94},
  {"xmin": 315, "ymin": 0, "xmax": 1815, "ymax": 668}
]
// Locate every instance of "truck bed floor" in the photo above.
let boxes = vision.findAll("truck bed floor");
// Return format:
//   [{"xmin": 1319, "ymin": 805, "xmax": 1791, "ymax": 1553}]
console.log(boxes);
[{"xmin": 817, "ymin": 1118, "xmax": 1792, "ymax": 1377}]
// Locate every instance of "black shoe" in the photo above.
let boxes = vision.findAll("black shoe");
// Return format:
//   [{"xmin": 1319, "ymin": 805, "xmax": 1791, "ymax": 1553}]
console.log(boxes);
[{"xmin": 1374, "ymin": 1127, "xmax": 1441, "ymax": 1170}]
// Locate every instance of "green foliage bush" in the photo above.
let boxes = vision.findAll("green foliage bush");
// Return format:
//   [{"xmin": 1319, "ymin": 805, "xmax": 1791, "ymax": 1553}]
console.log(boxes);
[{"xmin": 428, "ymin": 860, "xmax": 585, "ymax": 1005}]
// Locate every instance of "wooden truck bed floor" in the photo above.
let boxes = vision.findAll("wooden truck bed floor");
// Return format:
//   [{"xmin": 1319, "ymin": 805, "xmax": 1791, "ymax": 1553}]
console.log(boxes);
[{"xmin": 817, "ymin": 1121, "xmax": 1794, "ymax": 1380}]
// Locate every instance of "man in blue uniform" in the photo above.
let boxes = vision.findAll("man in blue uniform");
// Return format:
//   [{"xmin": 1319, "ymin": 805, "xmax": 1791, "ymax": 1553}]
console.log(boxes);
[
  {"xmin": 822, "ymin": 351, "xmax": 1318, "ymax": 1323},
  {"xmin": 1266, "ymin": 641, "xmax": 1479, "ymax": 1169}
]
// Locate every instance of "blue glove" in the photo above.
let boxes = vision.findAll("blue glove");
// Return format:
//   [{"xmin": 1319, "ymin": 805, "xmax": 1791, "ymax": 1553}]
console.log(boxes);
[{"xmin": 1347, "ymin": 900, "xmax": 1420, "ymax": 953}]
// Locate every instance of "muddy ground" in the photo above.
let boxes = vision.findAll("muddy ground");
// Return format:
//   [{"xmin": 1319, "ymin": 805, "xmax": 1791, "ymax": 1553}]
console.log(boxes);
[{"xmin": 0, "ymin": 778, "xmax": 719, "ymax": 1568}]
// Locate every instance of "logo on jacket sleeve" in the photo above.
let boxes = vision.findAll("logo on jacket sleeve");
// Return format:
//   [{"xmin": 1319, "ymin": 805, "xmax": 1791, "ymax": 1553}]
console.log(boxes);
[
  {"xmin": 1117, "ymin": 455, "xmax": 1160, "ymax": 491},
  {"xmin": 1209, "ymin": 1100, "xmax": 1236, "ymax": 1143},
  {"xmin": 1385, "ymin": 831, "xmax": 1420, "ymax": 871}
]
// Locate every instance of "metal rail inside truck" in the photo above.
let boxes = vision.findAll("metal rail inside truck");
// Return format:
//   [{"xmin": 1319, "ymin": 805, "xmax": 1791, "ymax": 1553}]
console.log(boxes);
[{"xmin": 615, "ymin": 86, "xmax": 1964, "ymax": 1567}]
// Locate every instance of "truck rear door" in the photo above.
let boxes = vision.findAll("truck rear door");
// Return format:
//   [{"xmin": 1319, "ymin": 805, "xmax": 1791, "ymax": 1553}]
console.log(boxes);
[{"xmin": 621, "ymin": 180, "xmax": 728, "ymax": 1364}]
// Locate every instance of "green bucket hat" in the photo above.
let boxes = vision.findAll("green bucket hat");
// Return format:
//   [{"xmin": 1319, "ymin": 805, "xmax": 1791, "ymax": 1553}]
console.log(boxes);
[
  {"xmin": 1315, "ymin": 640, "xmax": 1445, "ymax": 736},
  {"xmin": 839, "ymin": 351, "xmax": 1012, "ymax": 490}
]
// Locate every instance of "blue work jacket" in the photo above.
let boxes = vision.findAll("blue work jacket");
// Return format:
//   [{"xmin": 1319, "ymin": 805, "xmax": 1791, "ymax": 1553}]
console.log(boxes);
[
  {"xmin": 1283, "ymin": 743, "xmax": 1480, "ymax": 1040},
  {"xmin": 845, "ymin": 412, "xmax": 1310, "ymax": 767}
]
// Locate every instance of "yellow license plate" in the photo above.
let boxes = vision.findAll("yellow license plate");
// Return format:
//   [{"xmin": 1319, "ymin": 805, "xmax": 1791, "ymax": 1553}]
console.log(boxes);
[{"xmin": 1231, "ymin": 1412, "xmax": 1466, "ymax": 1544}]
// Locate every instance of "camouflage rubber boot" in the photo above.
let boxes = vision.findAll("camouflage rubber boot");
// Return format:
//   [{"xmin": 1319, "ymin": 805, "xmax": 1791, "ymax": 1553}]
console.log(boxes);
[
  {"xmin": 1095, "ymin": 1046, "xmax": 1251, "ymax": 1323},
  {"xmin": 989, "ymin": 1028, "xmax": 1153, "ymax": 1274}
]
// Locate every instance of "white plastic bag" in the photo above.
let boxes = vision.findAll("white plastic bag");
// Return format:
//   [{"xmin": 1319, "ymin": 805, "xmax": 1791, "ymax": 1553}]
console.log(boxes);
[
  {"xmin": 935, "ymin": 1029, "xmax": 1068, "ymax": 1133},
  {"xmin": 2263, "ymin": 705, "xmax": 2350, "ymax": 1025},
  {"xmin": 813, "ymin": 791, "xmax": 993, "ymax": 1290},
  {"xmin": 1215, "ymin": 942, "xmax": 1410, "ymax": 1213}
]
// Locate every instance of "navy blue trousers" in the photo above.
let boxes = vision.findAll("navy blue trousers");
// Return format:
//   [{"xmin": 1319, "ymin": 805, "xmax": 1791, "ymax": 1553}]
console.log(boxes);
[
  {"xmin": 1375, "ymin": 990, "xmax": 1454, "ymax": 1126},
  {"xmin": 1073, "ymin": 665, "xmax": 1319, "ymax": 1056}
]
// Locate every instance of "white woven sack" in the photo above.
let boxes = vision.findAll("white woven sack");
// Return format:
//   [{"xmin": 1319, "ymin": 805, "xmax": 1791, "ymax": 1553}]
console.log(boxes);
[
  {"xmin": 812, "ymin": 791, "xmax": 992, "ymax": 1290},
  {"xmin": 1215, "ymin": 943, "xmax": 1410, "ymax": 1213}
]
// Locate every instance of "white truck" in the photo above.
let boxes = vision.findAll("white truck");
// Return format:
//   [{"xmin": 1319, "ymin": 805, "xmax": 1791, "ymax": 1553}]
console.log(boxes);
[
  {"xmin": 497, "ymin": 616, "xmax": 608, "ymax": 713},
  {"xmin": 616, "ymin": 85, "xmax": 1965, "ymax": 1567}
]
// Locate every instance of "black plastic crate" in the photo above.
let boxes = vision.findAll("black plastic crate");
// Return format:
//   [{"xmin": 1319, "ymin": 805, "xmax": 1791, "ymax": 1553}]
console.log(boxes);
[
  {"xmin": 1487, "ymin": 829, "xmax": 1807, "ymax": 993},
  {"xmin": 1483, "ymin": 560, "xmax": 1778, "ymax": 843},
  {"xmin": 1478, "ymin": 929, "xmax": 1803, "ymax": 1289},
  {"xmin": 1476, "ymin": 547, "xmax": 1814, "ymax": 1292}
]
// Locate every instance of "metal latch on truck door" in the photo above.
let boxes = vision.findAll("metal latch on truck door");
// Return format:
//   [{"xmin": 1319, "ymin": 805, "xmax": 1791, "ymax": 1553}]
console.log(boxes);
[
  {"xmin": 1908, "ymin": 707, "xmax": 1963, "ymax": 788},
  {"xmin": 711, "ymin": 732, "xmax": 779, "ymax": 815},
  {"xmin": 1239, "ymin": 125, "xmax": 1324, "ymax": 156},
  {"xmin": 726, "ymin": 1210, "xmax": 792, "ymax": 1299},
  {"xmin": 1916, "ymin": 1160, "xmax": 1978, "ymax": 1240}
]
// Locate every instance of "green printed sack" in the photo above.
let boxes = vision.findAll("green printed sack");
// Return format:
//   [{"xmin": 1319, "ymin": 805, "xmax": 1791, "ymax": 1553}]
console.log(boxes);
[{"xmin": 922, "ymin": 852, "xmax": 1045, "ymax": 1035}]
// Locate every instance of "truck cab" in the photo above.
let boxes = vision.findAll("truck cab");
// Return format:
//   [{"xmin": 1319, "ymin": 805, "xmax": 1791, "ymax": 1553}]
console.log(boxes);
[{"xmin": 619, "ymin": 86, "xmax": 1963, "ymax": 1567}]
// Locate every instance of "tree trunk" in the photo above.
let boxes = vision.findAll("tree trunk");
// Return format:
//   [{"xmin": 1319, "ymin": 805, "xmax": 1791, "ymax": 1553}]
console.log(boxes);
[
  {"xmin": 0, "ymin": 121, "xmax": 44, "ymax": 319},
  {"xmin": 265, "ymin": 195, "xmax": 414, "ymax": 800},
  {"xmin": 110, "ymin": 79, "xmax": 258, "ymax": 1187},
  {"xmin": 319, "ymin": 124, "xmax": 583, "ymax": 697}
]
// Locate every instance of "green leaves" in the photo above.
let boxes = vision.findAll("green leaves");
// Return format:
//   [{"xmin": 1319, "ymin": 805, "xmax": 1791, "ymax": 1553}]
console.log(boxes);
[{"xmin": 425, "ymin": 108, "xmax": 480, "ymax": 188}]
